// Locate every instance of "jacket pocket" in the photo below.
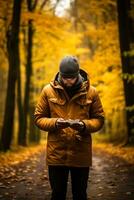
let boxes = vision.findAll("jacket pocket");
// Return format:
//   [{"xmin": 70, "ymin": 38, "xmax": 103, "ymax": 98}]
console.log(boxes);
[
  {"xmin": 48, "ymin": 98, "xmax": 66, "ymax": 118},
  {"xmin": 75, "ymin": 98, "xmax": 92, "ymax": 118},
  {"xmin": 76, "ymin": 98, "xmax": 92, "ymax": 106},
  {"xmin": 49, "ymin": 98, "xmax": 66, "ymax": 105}
]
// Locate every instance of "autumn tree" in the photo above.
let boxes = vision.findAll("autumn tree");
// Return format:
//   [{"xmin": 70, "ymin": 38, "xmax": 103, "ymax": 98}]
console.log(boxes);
[
  {"xmin": 17, "ymin": 0, "xmax": 37, "ymax": 146},
  {"xmin": 1, "ymin": 0, "xmax": 22, "ymax": 151},
  {"xmin": 117, "ymin": 0, "xmax": 134, "ymax": 143},
  {"xmin": 0, "ymin": 0, "xmax": 10, "ymax": 133},
  {"xmin": 18, "ymin": 0, "xmax": 56, "ymax": 145}
]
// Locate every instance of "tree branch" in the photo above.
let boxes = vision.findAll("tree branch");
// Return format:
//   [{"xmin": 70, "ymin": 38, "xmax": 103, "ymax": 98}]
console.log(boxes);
[
  {"xmin": 27, "ymin": 0, "xmax": 38, "ymax": 11},
  {"xmin": 32, "ymin": 0, "xmax": 38, "ymax": 10},
  {"xmin": 40, "ymin": 0, "xmax": 49, "ymax": 11}
]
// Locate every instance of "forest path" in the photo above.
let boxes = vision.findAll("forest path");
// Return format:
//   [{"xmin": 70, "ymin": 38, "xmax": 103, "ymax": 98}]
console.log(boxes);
[{"xmin": 0, "ymin": 146, "xmax": 134, "ymax": 200}]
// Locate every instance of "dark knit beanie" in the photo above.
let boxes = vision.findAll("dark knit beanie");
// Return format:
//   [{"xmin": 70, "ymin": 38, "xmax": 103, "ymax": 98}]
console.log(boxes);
[{"xmin": 59, "ymin": 56, "xmax": 79, "ymax": 78}]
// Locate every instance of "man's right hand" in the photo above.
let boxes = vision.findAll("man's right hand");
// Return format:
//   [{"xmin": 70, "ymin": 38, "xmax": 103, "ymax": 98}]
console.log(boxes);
[{"xmin": 56, "ymin": 118, "xmax": 70, "ymax": 129}]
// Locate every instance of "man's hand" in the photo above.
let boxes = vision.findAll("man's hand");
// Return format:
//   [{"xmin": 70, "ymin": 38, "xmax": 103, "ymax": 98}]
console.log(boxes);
[
  {"xmin": 56, "ymin": 118, "xmax": 70, "ymax": 129},
  {"xmin": 69, "ymin": 119, "xmax": 85, "ymax": 131},
  {"xmin": 56, "ymin": 118, "xmax": 85, "ymax": 131}
]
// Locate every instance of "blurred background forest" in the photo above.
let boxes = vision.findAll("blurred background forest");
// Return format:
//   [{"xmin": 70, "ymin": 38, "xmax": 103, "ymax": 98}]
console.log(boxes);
[{"xmin": 0, "ymin": 0, "xmax": 134, "ymax": 151}]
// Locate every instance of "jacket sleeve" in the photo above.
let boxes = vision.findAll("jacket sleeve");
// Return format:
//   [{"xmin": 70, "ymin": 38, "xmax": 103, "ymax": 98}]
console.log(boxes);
[
  {"xmin": 34, "ymin": 87, "xmax": 57, "ymax": 132},
  {"xmin": 83, "ymin": 87, "xmax": 104, "ymax": 133}
]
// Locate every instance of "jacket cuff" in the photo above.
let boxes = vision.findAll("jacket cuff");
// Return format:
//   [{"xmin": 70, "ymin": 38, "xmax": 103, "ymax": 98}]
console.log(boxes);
[
  {"xmin": 82, "ymin": 118, "xmax": 104, "ymax": 133},
  {"xmin": 35, "ymin": 117, "xmax": 58, "ymax": 132}
]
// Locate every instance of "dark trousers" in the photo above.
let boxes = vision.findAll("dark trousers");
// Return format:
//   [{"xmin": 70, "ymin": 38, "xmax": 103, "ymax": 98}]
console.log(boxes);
[{"xmin": 48, "ymin": 166, "xmax": 89, "ymax": 200}]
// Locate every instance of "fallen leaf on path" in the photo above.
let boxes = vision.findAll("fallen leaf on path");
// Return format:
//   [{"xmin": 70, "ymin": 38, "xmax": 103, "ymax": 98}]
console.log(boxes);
[
  {"xmin": 126, "ymin": 191, "xmax": 132, "ymax": 195},
  {"xmin": 111, "ymin": 191, "xmax": 116, "ymax": 194},
  {"xmin": 0, "ymin": 145, "xmax": 45, "ymax": 168},
  {"xmin": 97, "ymin": 193, "xmax": 103, "ymax": 197}
]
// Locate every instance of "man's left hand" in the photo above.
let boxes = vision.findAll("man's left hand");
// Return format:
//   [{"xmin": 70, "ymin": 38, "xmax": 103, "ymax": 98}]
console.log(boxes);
[{"xmin": 69, "ymin": 119, "xmax": 85, "ymax": 132}]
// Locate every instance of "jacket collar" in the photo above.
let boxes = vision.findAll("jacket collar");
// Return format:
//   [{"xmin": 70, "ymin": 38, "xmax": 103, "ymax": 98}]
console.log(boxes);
[
  {"xmin": 50, "ymin": 69, "xmax": 90, "ymax": 90},
  {"xmin": 50, "ymin": 69, "xmax": 90, "ymax": 101}
]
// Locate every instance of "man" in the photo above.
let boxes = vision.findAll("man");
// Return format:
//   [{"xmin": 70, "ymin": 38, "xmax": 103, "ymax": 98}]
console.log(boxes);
[{"xmin": 34, "ymin": 55, "xmax": 104, "ymax": 200}]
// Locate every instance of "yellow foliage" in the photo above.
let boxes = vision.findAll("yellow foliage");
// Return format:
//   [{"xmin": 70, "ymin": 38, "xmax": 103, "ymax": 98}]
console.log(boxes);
[
  {"xmin": 93, "ymin": 143, "xmax": 134, "ymax": 165},
  {"xmin": 0, "ymin": 145, "xmax": 45, "ymax": 168}
]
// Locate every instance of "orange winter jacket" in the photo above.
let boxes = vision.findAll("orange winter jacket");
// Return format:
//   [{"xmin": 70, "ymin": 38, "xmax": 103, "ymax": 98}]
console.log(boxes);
[{"xmin": 34, "ymin": 69, "xmax": 104, "ymax": 167}]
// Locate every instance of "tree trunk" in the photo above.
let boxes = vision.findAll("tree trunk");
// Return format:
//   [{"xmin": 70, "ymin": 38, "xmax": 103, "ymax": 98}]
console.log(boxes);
[
  {"xmin": 20, "ymin": 0, "xmax": 39, "ymax": 145},
  {"xmin": 29, "ymin": 103, "xmax": 41, "ymax": 144},
  {"xmin": 17, "ymin": 49, "xmax": 25, "ymax": 145},
  {"xmin": 0, "ymin": 0, "xmax": 22, "ymax": 151},
  {"xmin": 22, "ymin": 20, "xmax": 33, "ymax": 146},
  {"xmin": 117, "ymin": 0, "xmax": 134, "ymax": 143}
]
